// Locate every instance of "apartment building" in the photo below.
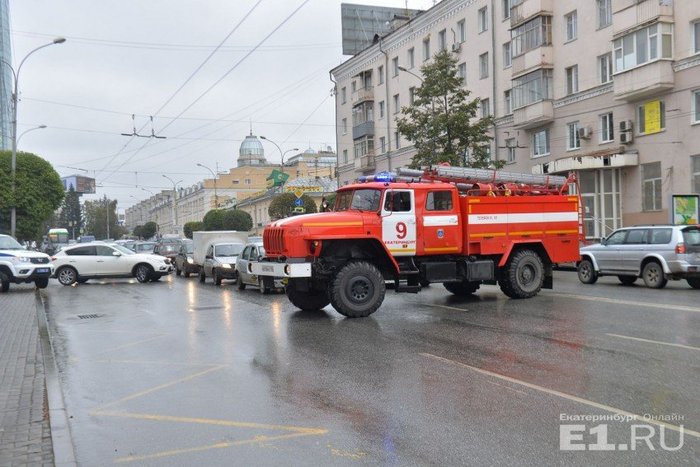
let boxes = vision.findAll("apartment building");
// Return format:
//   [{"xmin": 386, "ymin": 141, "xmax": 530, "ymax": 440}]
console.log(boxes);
[{"xmin": 331, "ymin": 0, "xmax": 700, "ymax": 238}]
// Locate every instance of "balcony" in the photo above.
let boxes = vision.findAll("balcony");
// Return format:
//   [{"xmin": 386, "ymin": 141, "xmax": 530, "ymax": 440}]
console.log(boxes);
[
  {"xmin": 613, "ymin": 0, "xmax": 673, "ymax": 36},
  {"xmin": 512, "ymin": 46, "xmax": 553, "ymax": 78},
  {"xmin": 351, "ymin": 86, "xmax": 374, "ymax": 105},
  {"xmin": 512, "ymin": 100, "xmax": 554, "ymax": 129},
  {"xmin": 352, "ymin": 120, "xmax": 375, "ymax": 140},
  {"xmin": 613, "ymin": 60, "xmax": 674, "ymax": 101},
  {"xmin": 355, "ymin": 152, "xmax": 376, "ymax": 172},
  {"xmin": 510, "ymin": 0, "xmax": 553, "ymax": 28}
]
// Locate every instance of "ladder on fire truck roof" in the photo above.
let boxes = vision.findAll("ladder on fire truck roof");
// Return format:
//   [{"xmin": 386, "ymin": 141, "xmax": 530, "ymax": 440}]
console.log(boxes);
[{"xmin": 396, "ymin": 166, "xmax": 570, "ymax": 188}]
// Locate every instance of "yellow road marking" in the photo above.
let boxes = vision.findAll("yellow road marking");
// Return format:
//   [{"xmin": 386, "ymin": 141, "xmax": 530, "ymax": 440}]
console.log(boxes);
[
  {"xmin": 546, "ymin": 292, "xmax": 700, "ymax": 314},
  {"xmin": 606, "ymin": 333, "xmax": 700, "ymax": 352},
  {"xmin": 94, "ymin": 334, "xmax": 167, "ymax": 355},
  {"xmin": 95, "ymin": 365, "xmax": 226, "ymax": 410},
  {"xmin": 421, "ymin": 352, "xmax": 699, "ymax": 439}
]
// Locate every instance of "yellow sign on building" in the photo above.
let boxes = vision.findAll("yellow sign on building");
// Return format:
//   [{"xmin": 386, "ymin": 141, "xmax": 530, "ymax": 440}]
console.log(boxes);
[{"xmin": 644, "ymin": 100, "xmax": 662, "ymax": 134}]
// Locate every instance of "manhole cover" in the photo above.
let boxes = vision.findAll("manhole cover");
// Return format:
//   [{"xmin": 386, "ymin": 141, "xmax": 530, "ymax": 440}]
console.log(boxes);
[{"xmin": 77, "ymin": 314, "xmax": 99, "ymax": 319}]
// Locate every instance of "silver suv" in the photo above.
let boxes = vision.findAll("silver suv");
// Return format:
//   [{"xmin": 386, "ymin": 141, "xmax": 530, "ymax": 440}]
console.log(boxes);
[{"xmin": 577, "ymin": 225, "xmax": 700, "ymax": 289}]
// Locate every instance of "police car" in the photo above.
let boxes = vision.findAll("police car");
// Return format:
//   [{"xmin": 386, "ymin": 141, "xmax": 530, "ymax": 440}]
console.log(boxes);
[{"xmin": 0, "ymin": 234, "xmax": 54, "ymax": 293}]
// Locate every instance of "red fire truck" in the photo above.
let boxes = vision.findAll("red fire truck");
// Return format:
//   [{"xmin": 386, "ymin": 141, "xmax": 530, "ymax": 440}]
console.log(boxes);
[{"xmin": 252, "ymin": 165, "xmax": 582, "ymax": 318}]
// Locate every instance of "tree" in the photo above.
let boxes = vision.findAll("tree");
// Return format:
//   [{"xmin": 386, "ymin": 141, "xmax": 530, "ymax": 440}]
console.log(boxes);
[
  {"xmin": 268, "ymin": 193, "xmax": 317, "ymax": 220},
  {"xmin": 0, "ymin": 150, "xmax": 64, "ymax": 240},
  {"xmin": 83, "ymin": 196, "xmax": 125, "ymax": 239},
  {"xmin": 141, "ymin": 221, "xmax": 158, "ymax": 240},
  {"xmin": 203, "ymin": 209, "xmax": 225, "ymax": 230},
  {"xmin": 57, "ymin": 185, "xmax": 82, "ymax": 240},
  {"xmin": 183, "ymin": 221, "xmax": 203, "ymax": 239},
  {"xmin": 396, "ymin": 50, "xmax": 502, "ymax": 169},
  {"xmin": 222, "ymin": 210, "xmax": 252, "ymax": 231}
]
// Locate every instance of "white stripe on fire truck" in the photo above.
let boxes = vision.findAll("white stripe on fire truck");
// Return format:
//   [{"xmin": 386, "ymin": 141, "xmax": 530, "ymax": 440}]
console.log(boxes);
[
  {"xmin": 423, "ymin": 215, "xmax": 459, "ymax": 227},
  {"xmin": 468, "ymin": 212, "xmax": 578, "ymax": 225}
]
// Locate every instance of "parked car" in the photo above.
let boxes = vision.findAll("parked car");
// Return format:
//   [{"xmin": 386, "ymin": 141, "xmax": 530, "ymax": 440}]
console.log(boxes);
[
  {"xmin": 130, "ymin": 241, "xmax": 157, "ymax": 254},
  {"xmin": 577, "ymin": 225, "xmax": 700, "ymax": 289},
  {"xmin": 174, "ymin": 239, "xmax": 200, "ymax": 277},
  {"xmin": 153, "ymin": 239, "xmax": 183, "ymax": 263},
  {"xmin": 235, "ymin": 241, "xmax": 284, "ymax": 294},
  {"xmin": 199, "ymin": 242, "xmax": 244, "ymax": 285},
  {"xmin": 52, "ymin": 243, "xmax": 173, "ymax": 285},
  {"xmin": 0, "ymin": 234, "xmax": 54, "ymax": 292}
]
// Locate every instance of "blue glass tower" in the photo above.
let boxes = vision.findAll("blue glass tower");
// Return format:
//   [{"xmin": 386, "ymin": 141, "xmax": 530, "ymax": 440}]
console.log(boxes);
[{"xmin": 0, "ymin": 0, "xmax": 11, "ymax": 150}]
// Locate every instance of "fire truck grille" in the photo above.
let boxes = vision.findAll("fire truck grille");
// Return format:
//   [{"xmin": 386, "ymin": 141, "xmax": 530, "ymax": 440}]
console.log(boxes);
[{"xmin": 264, "ymin": 228, "xmax": 285, "ymax": 254}]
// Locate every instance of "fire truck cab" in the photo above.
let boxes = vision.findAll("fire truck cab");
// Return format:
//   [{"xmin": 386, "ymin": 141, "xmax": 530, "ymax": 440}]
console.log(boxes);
[{"xmin": 252, "ymin": 167, "xmax": 582, "ymax": 318}]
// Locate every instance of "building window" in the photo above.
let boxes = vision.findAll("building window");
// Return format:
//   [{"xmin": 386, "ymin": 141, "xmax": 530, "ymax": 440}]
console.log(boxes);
[
  {"xmin": 423, "ymin": 38, "xmax": 431, "ymax": 61},
  {"xmin": 693, "ymin": 90, "xmax": 700, "ymax": 123},
  {"xmin": 567, "ymin": 122, "xmax": 581, "ymax": 150},
  {"xmin": 351, "ymin": 81, "xmax": 356, "ymax": 93},
  {"xmin": 479, "ymin": 52, "xmax": 489, "ymax": 79},
  {"xmin": 409, "ymin": 87, "xmax": 416, "ymax": 105},
  {"xmin": 341, "ymin": 87, "xmax": 346, "ymax": 104},
  {"xmin": 512, "ymin": 69, "xmax": 553, "ymax": 109},
  {"xmin": 642, "ymin": 162, "xmax": 662, "ymax": 211},
  {"xmin": 532, "ymin": 128, "xmax": 550, "ymax": 157},
  {"xmin": 565, "ymin": 65, "xmax": 578, "ymax": 95},
  {"xmin": 511, "ymin": 16, "xmax": 552, "ymax": 57},
  {"xmin": 597, "ymin": 0, "xmax": 612, "ymax": 29},
  {"xmin": 407, "ymin": 47, "xmax": 415, "ymax": 68},
  {"xmin": 503, "ymin": 0, "xmax": 512, "ymax": 20},
  {"xmin": 598, "ymin": 53, "xmax": 613, "ymax": 84},
  {"xmin": 392, "ymin": 57, "xmax": 399, "ymax": 77},
  {"xmin": 244, "ymin": 179, "xmax": 252, "ymax": 185},
  {"xmin": 394, "ymin": 131, "xmax": 400, "ymax": 149},
  {"xmin": 378, "ymin": 65, "xmax": 384, "ymax": 84},
  {"xmin": 504, "ymin": 89, "xmax": 512, "ymax": 114},
  {"xmin": 503, "ymin": 41, "xmax": 512, "ymax": 68},
  {"xmin": 458, "ymin": 19, "xmax": 466, "ymax": 43},
  {"xmin": 342, "ymin": 149, "xmax": 348, "ymax": 164},
  {"xmin": 438, "ymin": 29, "xmax": 447, "ymax": 51},
  {"xmin": 694, "ymin": 21, "xmax": 700, "ymax": 55},
  {"xmin": 505, "ymin": 138, "xmax": 516, "ymax": 163},
  {"xmin": 478, "ymin": 6, "xmax": 488, "ymax": 33},
  {"xmin": 565, "ymin": 11, "xmax": 578, "ymax": 42},
  {"xmin": 354, "ymin": 136, "xmax": 374, "ymax": 159},
  {"xmin": 637, "ymin": 100, "xmax": 666, "ymax": 135},
  {"xmin": 600, "ymin": 112, "xmax": 614, "ymax": 143},
  {"xmin": 352, "ymin": 101, "xmax": 374, "ymax": 127},
  {"xmin": 693, "ymin": 156, "xmax": 700, "ymax": 193},
  {"xmin": 379, "ymin": 136, "xmax": 386, "ymax": 153},
  {"xmin": 614, "ymin": 23, "xmax": 673, "ymax": 72},
  {"xmin": 379, "ymin": 100, "xmax": 385, "ymax": 119},
  {"xmin": 458, "ymin": 62, "xmax": 467, "ymax": 85},
  {"xmin": 342, "ymin": 118, "xmax": 347, "ymax": 135},
  {"xmin": 393, "ymin": 94, "xmax": 400, "ymax": 114},
  {"xmin": 481, "ymin": 98, "xmax": 491, "ymax": 118}
]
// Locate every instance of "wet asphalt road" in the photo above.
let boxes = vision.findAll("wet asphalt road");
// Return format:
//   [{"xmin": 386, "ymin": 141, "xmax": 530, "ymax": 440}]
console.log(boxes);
[{"xmin": 40, "ymin": 272, "xmax": 699, "ymax": 466}]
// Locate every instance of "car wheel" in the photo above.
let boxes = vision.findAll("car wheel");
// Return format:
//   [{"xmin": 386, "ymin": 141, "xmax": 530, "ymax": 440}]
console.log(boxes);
[
  {"xmin": 35, "ymin": 278, "xmax": 49, "ymax": 289},
  {"xmin": 259, "ymin": 277, "xmax": 269, "ymax": 295},
  {"xmin": 236, "ymin": 272, "xmax": 245, "ymax": 290},
  {"xmin": 199, "ymin": 269, "xmax": 206, "ymax": 283},
  {"xmin": 577, "ymin": 259, "xmax": 598, "ymax": 284},
  {"xmin": 183, "ymin": 270, "xmax": 190, "ymax": 278},
  {"xmin": 213, "ymin": 269, "xmax": 222, "ymax": 286},
  {"xmin": 617, "ymin": 275, "xmax": 637, "ymax": 286},
  {"xmin": 134, "ymin": 264, "xmax": 153, "ymax": 283},
  {"xmin": 57, "ymin": 266, "xmax": 78, "ymax": 286},
  {"xmin": 687, "ymin": 278, "xmax": 700, "ymax": 289},
  {"xmin": 1, "ymin": 271, "xmax": 10, "ymax": 293},
  {"xmin": 175, "ymin": 267, "xmax": 181, "ymax": 276},
  {"xmin": 642, "ymin": 261, "xmax": 667, "ymax": 289}
]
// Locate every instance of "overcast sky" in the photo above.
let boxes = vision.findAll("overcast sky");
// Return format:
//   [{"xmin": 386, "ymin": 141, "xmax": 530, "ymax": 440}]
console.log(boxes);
[{"xmin": 9, "ymin": 0, "xmax": 436, "ymax": 210}]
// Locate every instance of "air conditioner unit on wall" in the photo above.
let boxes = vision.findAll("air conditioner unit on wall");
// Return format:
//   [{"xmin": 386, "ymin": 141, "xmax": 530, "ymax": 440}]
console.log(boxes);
[
  {"xmin": 577, "ymin": 126, "xmax": 592, "ymax": 139},
  {"xmin": 619, "ymin": 120, "xmax": 633, "ymax": 133},
  {"xmin": 620, "ymin": 131, "xmax": 634, "ymax": 144}
]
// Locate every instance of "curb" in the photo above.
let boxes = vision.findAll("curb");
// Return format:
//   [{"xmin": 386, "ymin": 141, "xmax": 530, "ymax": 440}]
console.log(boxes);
[{"xmin": 35, "ymin": 290, "xmax": 77, "ymax": 467}]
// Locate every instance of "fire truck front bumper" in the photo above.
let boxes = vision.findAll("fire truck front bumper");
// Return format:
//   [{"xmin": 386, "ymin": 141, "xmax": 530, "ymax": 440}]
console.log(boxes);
[{"xmin": 251, "ymin": 261, "xmax": 312, "ymax": 278}]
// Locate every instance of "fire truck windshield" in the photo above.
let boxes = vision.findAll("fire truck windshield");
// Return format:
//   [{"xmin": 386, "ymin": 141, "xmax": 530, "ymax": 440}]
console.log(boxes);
[{"xmin": 335, "ymin": 189, "xmax": 382, "ymax": 212}]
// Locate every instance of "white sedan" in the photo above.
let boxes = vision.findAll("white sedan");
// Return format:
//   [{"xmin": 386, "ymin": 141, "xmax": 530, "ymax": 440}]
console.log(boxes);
[{"xmin": 53, "ymin": 243, "xmax": 173, "ymax": 285}]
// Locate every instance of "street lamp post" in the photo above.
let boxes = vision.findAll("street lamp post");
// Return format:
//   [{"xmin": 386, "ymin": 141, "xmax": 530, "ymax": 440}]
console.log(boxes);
[
  {"xmin": 196, "ymin": 163, "xmax": 219, "ymax": 208},
  {"xmin": 2, "ymin": 37, "xmax": 66, "ymax": 237},
  {"xmin": 261, "ymin": 136, "xmax": 297, "ymax": 185},
  {"xmin": 162, "ymin": 175, "xmax": 182, "ymax": 235}
]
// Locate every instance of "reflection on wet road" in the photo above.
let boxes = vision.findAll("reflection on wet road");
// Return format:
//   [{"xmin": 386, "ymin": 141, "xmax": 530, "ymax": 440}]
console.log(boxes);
[{"xmin": 41, "ymin": 272, "xmax": 699, "ymax": 465}]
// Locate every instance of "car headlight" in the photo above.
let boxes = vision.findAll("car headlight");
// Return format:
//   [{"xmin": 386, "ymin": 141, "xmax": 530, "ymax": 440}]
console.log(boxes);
[
  {"xmin": 10, "ymin": 256, "xmax": 32, "ymax": 264},
  {"xmin": 221, "ymin": 264, "xmax": 232, "ymax": 269},
  {"xmin": 187, "ymin": 258, "xmax": 194, "ymax": 264}
]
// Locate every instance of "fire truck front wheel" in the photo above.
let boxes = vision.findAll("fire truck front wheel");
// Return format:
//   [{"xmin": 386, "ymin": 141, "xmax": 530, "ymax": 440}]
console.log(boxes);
[
  {"xmin": 286, "ymin": 281, "xmax": 330, "ymax": 312},
  {"xmin": 499, "ymin": 249, "xmax": 545, "ymax": 299},
  {"xmin": 330, "ymin": 261, "xmax": 386, "ymax": 318}
]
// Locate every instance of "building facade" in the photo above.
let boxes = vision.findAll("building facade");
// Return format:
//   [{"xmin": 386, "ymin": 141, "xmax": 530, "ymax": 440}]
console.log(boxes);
[
  {"xmin": 0, "ymin": 0, "xmax": 12, "ymax": 149},
  {"xmin": 331, "ymin": 0, "xmax": 700, "ymax": 238}
]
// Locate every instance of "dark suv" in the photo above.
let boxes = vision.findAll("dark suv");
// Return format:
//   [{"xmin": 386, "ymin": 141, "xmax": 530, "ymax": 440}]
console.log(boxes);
[
  {"xmin": 578, "ymin": 225, "xmax": 700, "ymax": 289},
  {"xmin": 153, "ymin": 239, "xmax": 183, "ymax": 264}
]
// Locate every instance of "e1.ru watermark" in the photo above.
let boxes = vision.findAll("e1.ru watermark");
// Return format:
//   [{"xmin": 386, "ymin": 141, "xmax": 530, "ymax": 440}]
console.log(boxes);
[{"xmin": 559, "ymin": 413, "xmax": 685, "ymax": 451}]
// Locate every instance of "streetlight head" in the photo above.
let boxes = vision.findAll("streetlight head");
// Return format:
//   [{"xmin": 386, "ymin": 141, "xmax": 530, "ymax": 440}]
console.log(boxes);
[
  {"xmin": 260, "ymin": 136, "xmax": 267, "ymax": 140},
  {"xmin": 196, "ymin": 163, "xmax": 203, "ymax": 167},
  {"xmin": 53, "ymin": 37, "xmax": 67, "ymax": 44},
  {"xmin": 292, "ymin": 148, "xmax": 299, "ymax": 151},
  {"xmin": 38, "ymin": 125, "xmax": 47, "ymax": 129},
  {"xmin": 398, "ymin": 66, "xmax": 407, "ymax": 72}
]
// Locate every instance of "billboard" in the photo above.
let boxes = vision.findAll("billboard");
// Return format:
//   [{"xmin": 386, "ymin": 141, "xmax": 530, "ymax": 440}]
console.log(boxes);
[
  {"xmin": 61, "ymin": 175, "xmax": 96, "ymax": 194},
  {"xmin": 341, "ymin": 3, "xmax": 422, "ymax": 55},
  {"xmin": 671, "ymin": 194, "xmax": 699, "ymax": 225}
]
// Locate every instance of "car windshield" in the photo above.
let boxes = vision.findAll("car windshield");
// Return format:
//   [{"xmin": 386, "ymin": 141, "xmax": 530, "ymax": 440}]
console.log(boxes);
[
  {"xmin": 183, "ymin": 241, "xmax": 194, "ymax": 254},
  {"xmin": 135, "ymin": 242, "xmax": 156, "ymax": 252},
  {"xmin": 159, "ymin": 244, "xmax": 180, "ymax": 253},
  {"xmin": 215, "ymin": 244, "xmax": 244, "ymax": 257},
  {"xmin": 111, "ymin": 244, "xmax": 135, "ymax": 255},
  {"xmin": 334, "ymin": 189, "xmax": 381, "ymax": 212},
  {"xmin": 0, "ymin": 236, "xmax": 24, "ymax": 250}
]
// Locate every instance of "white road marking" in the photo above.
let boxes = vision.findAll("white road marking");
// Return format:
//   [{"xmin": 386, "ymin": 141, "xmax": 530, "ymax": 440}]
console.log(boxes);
[
  {"xmin": 546, "ymin": 293, "xmax": 700, "ymax": 314},
  {"xmin": 606, "ymin": 333, "xmax": 700, "ymax": 352}
]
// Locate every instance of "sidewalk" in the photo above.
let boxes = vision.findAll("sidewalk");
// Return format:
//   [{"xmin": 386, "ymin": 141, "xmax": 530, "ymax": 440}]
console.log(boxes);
[{"xmin": 0, "ymin": 285, "xmax": 54, "ymax": 466}]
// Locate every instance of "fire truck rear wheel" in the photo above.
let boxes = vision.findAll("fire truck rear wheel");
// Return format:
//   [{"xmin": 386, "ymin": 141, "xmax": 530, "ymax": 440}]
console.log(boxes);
[
  {"xmin": 499, "ymin": 249, "xmax": 544, "ymax": 299},
  {"xmin": 443, "ymin": 281, "xmax": 480, "ymax": 296},
  {"xmin": 330, "ymin": 261, "xmax": 385, "ymax": 318},
  {"xmin": 286, "ymin": 281, "xmax": 330, "ymax": 311}
]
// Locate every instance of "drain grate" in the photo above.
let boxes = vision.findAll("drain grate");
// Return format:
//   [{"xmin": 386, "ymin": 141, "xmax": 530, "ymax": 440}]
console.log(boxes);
[{"xmin": 77, "ymin": 314, "xmax": 99, "ymax": 319}]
